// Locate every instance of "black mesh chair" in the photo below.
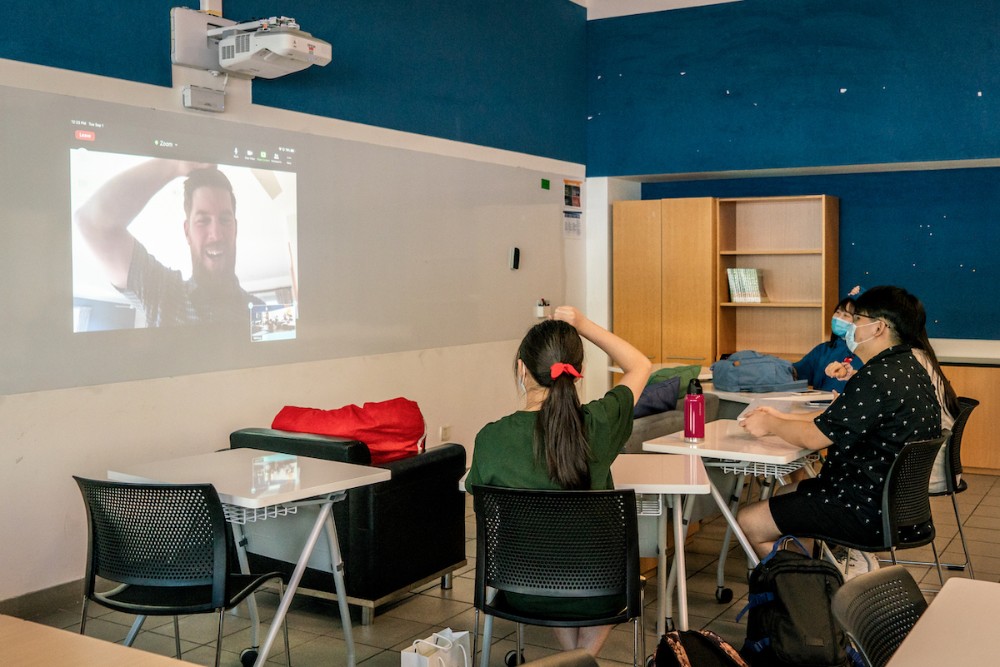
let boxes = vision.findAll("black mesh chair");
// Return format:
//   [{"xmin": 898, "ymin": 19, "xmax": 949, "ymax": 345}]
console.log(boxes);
[
  {"xmin": 471, "ymin": 485, "xmax": 644, "ymax": 667},
  {"xmin": 810, "ymin": 437, "xmax": 948, "ymax": 586},
  {"xmin": 924, "ymin": 397, "xmax": 979, "ymax": 576},
  {"xmin": 74, "ymin": 477, "xmax": 290, "ymax": 667},
  {"xmin": 831, "ymin": 565, "xmax": 928, "ymax": 667}
]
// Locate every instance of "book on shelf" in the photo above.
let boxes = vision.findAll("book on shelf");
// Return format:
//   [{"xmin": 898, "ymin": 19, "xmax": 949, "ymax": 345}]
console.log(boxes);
[
  {"xmin": 726, "ymin": 268, "xmax": 742, "ymax": 303},
  {"xmin": 726, "ymin": 267, "xmax": 769, "ymax": 303},
  {"xmin": 750, "ymin": 268, "xmax": 769, "ymax": 303}
]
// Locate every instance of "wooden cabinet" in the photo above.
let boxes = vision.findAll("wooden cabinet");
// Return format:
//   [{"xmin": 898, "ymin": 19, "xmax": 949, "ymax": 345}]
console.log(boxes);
[
  {"xmin": 612, "ymin": 198, "xmax": 717, "ymax": 366},
  {"xmin": 942, "ymin": 364, "xmax": 1000, "ymax": 472},
  {"xmin": 716, "ymin": 195, "xmax": 839, "ymax": 361}
]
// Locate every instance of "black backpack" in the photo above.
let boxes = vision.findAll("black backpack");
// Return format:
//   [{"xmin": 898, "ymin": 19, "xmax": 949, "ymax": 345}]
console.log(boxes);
[
  {"xmin": 737, "ymin": 536, "xmax": 849, "ymax": 667},
  {"xmin": 655, "ymin": 629, "xmax": 749, "ymax": 667}
]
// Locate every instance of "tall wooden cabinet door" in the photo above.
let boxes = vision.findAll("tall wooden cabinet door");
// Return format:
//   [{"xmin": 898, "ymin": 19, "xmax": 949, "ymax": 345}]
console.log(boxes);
[
  {"xmin": 942, "ymin": 365, "xmax": 1000, "ymax": 472},
  {"xmin": 661, "ymin": 198, "xmax": 717, "ymax": 366},
  {"xmin": 612, "ymin": 200, "xmax": 662, "ymax": 363}
]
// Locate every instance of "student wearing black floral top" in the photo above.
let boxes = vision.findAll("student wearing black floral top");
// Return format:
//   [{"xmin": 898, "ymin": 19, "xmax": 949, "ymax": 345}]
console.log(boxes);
[{"xmin": 738, "ymin": 286, "xmax": 942, "ymax": 558}]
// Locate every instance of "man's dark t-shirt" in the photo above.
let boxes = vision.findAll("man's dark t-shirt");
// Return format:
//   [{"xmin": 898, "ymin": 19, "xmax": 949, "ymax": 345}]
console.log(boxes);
[{"xmin": 120, "ymin": 242, "xmax": 263, "ymax": 327}]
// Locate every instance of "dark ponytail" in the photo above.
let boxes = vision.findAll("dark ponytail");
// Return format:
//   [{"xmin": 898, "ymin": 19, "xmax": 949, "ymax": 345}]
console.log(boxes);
[{"xmin": 516, "ymin": 320, "xmax": 590, "ymax": 489}]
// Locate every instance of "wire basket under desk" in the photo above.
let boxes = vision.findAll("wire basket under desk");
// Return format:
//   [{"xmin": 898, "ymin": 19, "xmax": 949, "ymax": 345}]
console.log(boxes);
[
  {"xmin": 223, "ymin": 504, "xmax": 298, "ymax": 525},
  {"xmin": 712, "ymin": 454, "xmax": 820, "ymax": 479},
  {"xmin": 636, "ymin": 493, "xmax": 663, "ymax": 517}
]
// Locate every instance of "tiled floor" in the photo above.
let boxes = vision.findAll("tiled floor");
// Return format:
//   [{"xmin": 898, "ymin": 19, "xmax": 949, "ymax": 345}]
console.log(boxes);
[{"xmin": 24, "ymin": 472, "xmax": 1000, "ymax": 666}]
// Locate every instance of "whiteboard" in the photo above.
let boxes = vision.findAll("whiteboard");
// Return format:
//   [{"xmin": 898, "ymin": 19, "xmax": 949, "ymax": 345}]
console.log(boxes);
[{"xmin": 0, "ymin": 85, "xmax": 571, "ymax": 394}]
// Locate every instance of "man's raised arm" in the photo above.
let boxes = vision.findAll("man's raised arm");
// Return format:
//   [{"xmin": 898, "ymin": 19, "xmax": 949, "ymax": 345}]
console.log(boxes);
[{"xmin": 74, "ymin": 159, "xmax": 193, "ymax": 289}]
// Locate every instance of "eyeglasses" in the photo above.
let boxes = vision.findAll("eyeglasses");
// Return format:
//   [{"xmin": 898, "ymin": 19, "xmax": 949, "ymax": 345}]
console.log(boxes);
[{"xmin": 852, "ymin": 313, "xmax": 890, "ymax": 329}]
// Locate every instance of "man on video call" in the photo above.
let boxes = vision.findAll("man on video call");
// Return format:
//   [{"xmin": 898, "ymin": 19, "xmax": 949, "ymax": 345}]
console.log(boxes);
[{"xmin": 75, "ymin": 158, "xmax": 263, "ymax": 327}]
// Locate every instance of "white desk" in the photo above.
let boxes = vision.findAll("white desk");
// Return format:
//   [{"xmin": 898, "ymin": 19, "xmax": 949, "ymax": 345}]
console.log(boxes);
[
  {"xmin": 611, "ymin": 454, "xmax": 711, "ymax": 635},
  {"xmin": 108, "ymin": 448, "xmax": 390, "ymax": 667},
  {"xmin": 644, "ymin": 420, "xmax": 814, "ymax": 570},
  {"xmin": 0, "ymin": 614, "xmax": 201, "ymax": 666},
  {"xmin": 886, "ymin": 577, "xmax": 1000, "ymax": 666}
]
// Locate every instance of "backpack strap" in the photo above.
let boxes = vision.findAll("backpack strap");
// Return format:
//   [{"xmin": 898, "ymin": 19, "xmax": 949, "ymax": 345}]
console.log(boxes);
[
  {"xmin": 846, "ymin": 645, "xmax": 867, "ymax": 667},
  {"xmin": 761, "ymin": 535, "xmax": 810, "ymax": 564},
  {"xmin": 734, "ymin": 592, "xmax": 775, "ymax": 622},
  {"xmin": 698, "ymin": 631, "xmax": 750, "ymax": 667},
  {"xmin": 741, "ymin": 636, "xmax": 771, "ymax": 655},
  {"xmin": 660, "ymin": 631, "xmax": 690, "ymax": 667}
]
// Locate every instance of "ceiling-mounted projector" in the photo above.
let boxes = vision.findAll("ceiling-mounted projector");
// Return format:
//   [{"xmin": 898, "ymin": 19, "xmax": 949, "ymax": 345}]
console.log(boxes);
[{"xmin": 210, "ymin": 16, "xmax": 331, "ymax": 79}]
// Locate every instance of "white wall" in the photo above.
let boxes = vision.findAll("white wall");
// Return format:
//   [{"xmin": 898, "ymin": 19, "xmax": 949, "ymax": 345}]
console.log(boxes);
[
  {"xmin": 0, "ymin": 59, "xmax": 589, "ymax": 602},
  {"xmin": 582, "ymin": 177, "xmax": 642, "ymax": 397}
]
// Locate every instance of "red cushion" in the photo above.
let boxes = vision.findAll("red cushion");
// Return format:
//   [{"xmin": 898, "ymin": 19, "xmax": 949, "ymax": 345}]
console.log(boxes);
[{"xmin": 272, "ymin": 397, "xmax": 425, "ymax": 464}]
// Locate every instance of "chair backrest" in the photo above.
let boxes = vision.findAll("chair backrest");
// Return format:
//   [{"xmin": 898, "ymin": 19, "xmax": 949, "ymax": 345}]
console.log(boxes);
[
  {"xmin": 74, "ymin": 477, "xmax": 228, "ymax": 608},
  {"xmin": 882, "ymin": 436, "xmax": 946, "ymax": 548},
  {"xmin": 944, "ymin": 397, "xmax": 980, "ymax": 488},
  {"xmin": 471, "ymin": 485, "xmax": 640, "ymax": 613},
  {"xmin": 831, "ymin": 565, "xmax": 928, "ymax": 667}
]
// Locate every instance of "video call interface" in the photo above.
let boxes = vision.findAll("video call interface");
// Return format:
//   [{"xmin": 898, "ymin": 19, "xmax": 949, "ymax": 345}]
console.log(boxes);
[{"xmin": 70, "ymin": 115, "xmax": 299, "ymax": 343}]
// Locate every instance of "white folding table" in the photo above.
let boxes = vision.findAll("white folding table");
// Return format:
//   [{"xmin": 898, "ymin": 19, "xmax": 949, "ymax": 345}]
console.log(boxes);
[
  {"xmin": 611, "ymin": 453, "xmax": 711, "ymax": 635},
  {"xmin": 886, "ymin": 577, "xmax": 1000, "ymax": 666},
  {"xmin": 643, "ymin": 419, "xmax": 816, "ymax": 614},
  {"xmin": 108, "ymin": 448, "xmax": 390, "ymax": 667}
]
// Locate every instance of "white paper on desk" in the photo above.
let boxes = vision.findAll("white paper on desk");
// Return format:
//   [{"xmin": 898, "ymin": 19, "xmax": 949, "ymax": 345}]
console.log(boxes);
[{"xmin": 736, "ymin": 393, "xmax": 834, "ymax": 421}]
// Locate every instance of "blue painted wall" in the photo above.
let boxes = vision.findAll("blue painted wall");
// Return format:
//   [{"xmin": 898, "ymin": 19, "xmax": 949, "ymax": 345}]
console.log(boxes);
[
  {"xmin": 592, "ymin": 0, "xmax": 1000, "ymax": 340},
  {"xmin": 645, "ymin": 168, "xmax": 1000, "ymax": 340},
  {"xmin": 587, "ymin": 0, "xmax": 1000, "ymax": 176},
  {"xmin": 0, "ymin": 1, "xmax": 587, "ymax": 164}
]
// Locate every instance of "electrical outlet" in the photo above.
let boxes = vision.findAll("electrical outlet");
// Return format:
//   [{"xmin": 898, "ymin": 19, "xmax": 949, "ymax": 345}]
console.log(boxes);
[{"xmin": 439, "ymin": 425, "xmax": 452, "ymax": 442}]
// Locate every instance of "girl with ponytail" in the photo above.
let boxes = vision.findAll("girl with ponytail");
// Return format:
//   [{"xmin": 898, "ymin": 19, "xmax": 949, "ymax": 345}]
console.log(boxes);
[{"xmin": 465, "ymin": 305, "xmax": 651, "ymax": 655}]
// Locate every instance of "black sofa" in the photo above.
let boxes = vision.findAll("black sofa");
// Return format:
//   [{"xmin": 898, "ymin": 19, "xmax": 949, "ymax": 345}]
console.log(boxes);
[{"xmin": 229, "ymin": 427, "xmax": 468, "ymax": 624}]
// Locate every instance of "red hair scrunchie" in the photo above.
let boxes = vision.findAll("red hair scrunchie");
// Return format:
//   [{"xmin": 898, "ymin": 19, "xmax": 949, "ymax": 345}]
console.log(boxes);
[{"xmin": 550, "ymin": 362, "xmax": 583, "ymax": 380}]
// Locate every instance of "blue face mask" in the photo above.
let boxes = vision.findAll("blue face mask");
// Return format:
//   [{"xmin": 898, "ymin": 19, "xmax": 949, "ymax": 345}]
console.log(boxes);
[
  {"xmin": 845, "ymin": 320, "xmax": 878, "ymax": 353},
  {"xmin": 830, "ymin": 317, "xmax": 851, "ymax": 339}
]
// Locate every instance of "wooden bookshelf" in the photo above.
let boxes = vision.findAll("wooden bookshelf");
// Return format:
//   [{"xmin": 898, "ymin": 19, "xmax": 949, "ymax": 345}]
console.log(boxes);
[{"xmin": 716, "ymin": 195, "xmax": 839, "ymax": 361}]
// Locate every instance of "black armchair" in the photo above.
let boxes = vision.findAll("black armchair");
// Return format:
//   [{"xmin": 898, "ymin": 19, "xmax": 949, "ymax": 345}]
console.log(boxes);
[{"xmin": 229, "ymin": 427, "xmax": 467, "ymax": 624}]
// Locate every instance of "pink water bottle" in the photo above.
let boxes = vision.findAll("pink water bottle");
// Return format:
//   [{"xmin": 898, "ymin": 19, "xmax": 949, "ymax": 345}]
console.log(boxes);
[{"xmin": 684, "ymin": 378, "xmax": 705, "ymax": 443}]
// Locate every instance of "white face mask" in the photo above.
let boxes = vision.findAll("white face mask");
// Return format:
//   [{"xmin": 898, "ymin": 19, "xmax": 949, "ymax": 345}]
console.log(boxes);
[{"xmin": 845, "ymin": 320, "xmax": 879, "ymax": 353}]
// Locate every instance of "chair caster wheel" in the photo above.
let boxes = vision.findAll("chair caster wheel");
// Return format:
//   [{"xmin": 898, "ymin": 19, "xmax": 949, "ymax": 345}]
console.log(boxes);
[
  {"xmin": 505, "ymin": 649, "xmax": 525, "ymax": 666},
  {"xmin": 240, "ymin": 648, "xmax": 258, "ymax": 667},
  {"xmin": 715, "ymin": 587, "xmax": 733, "ymax": 603}
]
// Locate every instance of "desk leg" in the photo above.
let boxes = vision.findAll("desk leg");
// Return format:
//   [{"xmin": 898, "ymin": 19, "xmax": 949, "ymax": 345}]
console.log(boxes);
[
  {"xmin": 664, "ymin": 493, "xmax": 697, "ymax": 633},
  {"xmin": 709, "ymin": 482, "xmax": 759, "ymax": 569},
  {"xmin": 253, "ymin": 499, "xmax": 346, "ymax": 667},
  {"xmin": 324, "ymin": 509, "xmax": 356, "ymax": 667},
  {"xmin": 657, "ymin": 504, "xmax": 668, "ymax": 637},
  {"xmin": 671, "ymin": 494, "xmax": 689, "ymax": 632},
  {"xmin": 715, "ymin": 474, "xmax": 747, "ymax": 599},
  {"xmin": 231, "ymin": 523, "xmax": 261, "ymax": 648}
]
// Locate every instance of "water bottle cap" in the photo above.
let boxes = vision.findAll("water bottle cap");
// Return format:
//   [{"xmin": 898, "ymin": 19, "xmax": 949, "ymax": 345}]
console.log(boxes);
[{"xmin": 687, "ymin": 378, "xmax": 703, "ymax": 395}]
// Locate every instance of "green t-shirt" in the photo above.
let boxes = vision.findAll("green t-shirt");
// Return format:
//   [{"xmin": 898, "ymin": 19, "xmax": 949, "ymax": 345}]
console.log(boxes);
[{"xmin": 466, "ymin": 384, "xmax": 634, "ymax": 493}]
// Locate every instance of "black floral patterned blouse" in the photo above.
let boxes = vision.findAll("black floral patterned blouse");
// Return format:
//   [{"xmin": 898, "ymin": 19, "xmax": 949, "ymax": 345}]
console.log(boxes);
[{"xmin": 811, "ymin": 345, "xmax": 942, "ymax": 526}]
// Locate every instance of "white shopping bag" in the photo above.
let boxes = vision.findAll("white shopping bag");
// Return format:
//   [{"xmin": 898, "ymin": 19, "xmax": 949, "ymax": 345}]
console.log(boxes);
[{"xmin": 401, "ymin": 628, "xmax": 471, "ymax": 667}]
